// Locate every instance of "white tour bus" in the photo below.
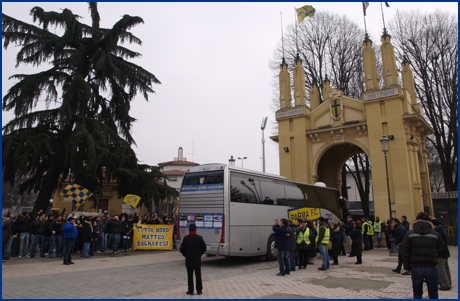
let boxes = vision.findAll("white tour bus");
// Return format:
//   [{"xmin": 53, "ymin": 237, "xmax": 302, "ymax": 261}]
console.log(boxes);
[{"xmin": 176, "ymin": 163, "xmax": 349, "ymax": 260}]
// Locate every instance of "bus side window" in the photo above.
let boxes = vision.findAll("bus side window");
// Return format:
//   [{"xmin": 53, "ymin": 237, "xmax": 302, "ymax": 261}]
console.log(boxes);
[
  {"xmin": 259, "ymin": 178, "xmax": 286, "ymax": 206},
  {"xmin": 230, "ymin": 174, "xmax": 259, "ymax": 203}
]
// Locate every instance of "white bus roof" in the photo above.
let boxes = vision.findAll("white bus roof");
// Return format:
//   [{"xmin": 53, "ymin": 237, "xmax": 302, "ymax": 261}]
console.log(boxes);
[
  {"xmin": 184, "ymin": 164, "xmax": 338, "ymax": 191},
  {"xmin": 185, "ymin": 163, "xmax": 287, "ymax": 180}
]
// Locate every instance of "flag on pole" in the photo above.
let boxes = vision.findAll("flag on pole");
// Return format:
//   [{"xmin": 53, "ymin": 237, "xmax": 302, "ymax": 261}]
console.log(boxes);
[
  {"xmin": 362, "ymin": 2, "xmax": 369, "ymax": 16},
  {"xmin": 60, "ymin": 183, "xmax": 93, "ymax": 208},
  {"xmin": 123, "ymin": 194, "xmax": 142, "ymax": 208},
  {"xmin": 385, "ymin": 2, "xmax": 390, "ymax": 8},
  {"xmin": 296, "ymin": 5, "xmax": 315, "ymax": 23}
]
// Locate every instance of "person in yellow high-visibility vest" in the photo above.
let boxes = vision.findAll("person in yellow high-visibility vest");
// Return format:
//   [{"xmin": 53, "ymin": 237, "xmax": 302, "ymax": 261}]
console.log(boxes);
[
  {"xmin": 367, "ymin": 220, "xmax": 374, "ymax": 250},
  {"xmin": 316, "ymin": 217, "xmax": 330, "ymax": 271},
  {"xmin": 373, "ymin": 217, "xmax": 382, "ymax": 248},
  {"xmin": 361, "ymin": 217, "xmax": 371, "ymax": 251},
  {"xmin": 295, "ymin": 219, "xmax": 310, "ymax": 270}
]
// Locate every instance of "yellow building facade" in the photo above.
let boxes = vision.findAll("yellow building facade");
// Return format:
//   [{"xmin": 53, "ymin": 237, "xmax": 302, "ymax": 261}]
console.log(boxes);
[{"xmin": 271, "ymin": 33, "xmax": 434, "ymax": 222}]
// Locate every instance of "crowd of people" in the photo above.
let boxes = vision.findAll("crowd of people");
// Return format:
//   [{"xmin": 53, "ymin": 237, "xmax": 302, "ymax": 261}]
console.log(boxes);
[
  {"xmin": 3, "ymin": 209, "xmax": 453, "ymax": 299},
  {"xmin": 2, "ymin": 210, "xmax": 177, "ymax": 263},
  {"xmin": 272, "ymin": 215, "xmax": 361, "ymax": 276},
  {"xmin": 271, "ymin": 212, "xmax": 451, "ymax": 299}
]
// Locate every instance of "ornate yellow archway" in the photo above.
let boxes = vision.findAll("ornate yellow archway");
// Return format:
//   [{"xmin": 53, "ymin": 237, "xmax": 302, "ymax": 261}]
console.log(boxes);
[{"xmin": 271, "ymin": 34, "xmax": 434, "ymax": 222}]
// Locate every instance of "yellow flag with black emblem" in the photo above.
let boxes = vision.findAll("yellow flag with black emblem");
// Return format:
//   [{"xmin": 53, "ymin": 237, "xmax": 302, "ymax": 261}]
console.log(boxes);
[{"xmin": 123, "ymin": 194, "xmax": 141, "ymax": 208}]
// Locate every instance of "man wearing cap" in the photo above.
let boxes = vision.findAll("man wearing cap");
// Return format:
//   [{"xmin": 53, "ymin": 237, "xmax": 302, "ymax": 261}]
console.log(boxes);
[
  {"xmin": 432, "ymin": 219, "xmax": 451, "ymax": 291},
  {"xmin": 180, "ymin": 223, "xmax": 206, "ymax": 296},
  {"xmin": 62, "ymin": 216, "xmax": 78, "ymax": 265}
]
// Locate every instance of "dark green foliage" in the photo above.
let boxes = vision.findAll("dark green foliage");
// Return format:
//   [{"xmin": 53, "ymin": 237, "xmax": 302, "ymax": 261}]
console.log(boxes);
[
  {"xmin": 115, "ymin": 165, "xmax": 179, "ymax": 210},
  {"xmin": 2, "ymin": 3, "xmax": 169, "ymax": 215}
]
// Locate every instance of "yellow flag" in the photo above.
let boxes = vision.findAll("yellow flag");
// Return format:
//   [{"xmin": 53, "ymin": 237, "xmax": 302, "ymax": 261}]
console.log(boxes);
[
  {"xmin": 296, "ymin": 5, "xmax": 315, "ymax": 23},
  {"xmin": 123, "ymin": 194, "xmax": 141, "ymax": 208}
]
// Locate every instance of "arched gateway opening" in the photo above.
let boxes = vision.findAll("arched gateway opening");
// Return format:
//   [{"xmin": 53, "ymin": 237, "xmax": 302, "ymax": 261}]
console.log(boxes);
[
  {"xmin": 271, "ymin": 34, "xmax": 434, "ymax": 223},
  {"xmin": 316, "ymin": 143, "xmax": 366, "ymax": 189}
]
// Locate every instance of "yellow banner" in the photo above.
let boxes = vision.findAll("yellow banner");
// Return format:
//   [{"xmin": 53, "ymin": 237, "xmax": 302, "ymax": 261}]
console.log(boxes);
[
  {"xmin": 133, "ymin": 223, "xmax": 173, "ymax": 250},
  {"xmin": 288, "ymin": 207, "xmax": 321, "ymax": 224}
]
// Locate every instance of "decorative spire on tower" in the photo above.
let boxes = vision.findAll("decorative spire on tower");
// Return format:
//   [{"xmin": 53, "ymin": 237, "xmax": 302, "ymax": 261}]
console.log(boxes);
[
  {"xmin": 380, "ymin": 31, "xmax": 399, "ymax": 87},
  {"xmin": 293, "ymin": 55, "xmax": 306, "ymax": 106},
  {"xmin": 279, "ymin": 59, "xmax": 291, "ymax": 109},
  {"xmin": 401, "ymin": 56, "xmax": 417, "ymax": 105},
  {"xmin": 310, "ymin": 79, "xmax": 320, "ymax": 109},
  {"xmin": 362, "ymin": 35, "xmax": 379, "ymax": 91},
  {"xmin": 322, "ymin": 75, "xmax": 332, "ymax": 101}
]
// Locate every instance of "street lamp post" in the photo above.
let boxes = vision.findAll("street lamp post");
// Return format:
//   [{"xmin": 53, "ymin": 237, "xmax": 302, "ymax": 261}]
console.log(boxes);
[
  {"xmin": 237, "ymin": 156, "xmax": 247, "ymax": 168},
  {"xmin": 228, "ymin": 155, "xmax": 235, "ymax": 167},
  {"xmin": 261, "ymin": 116, "xmax": 268, "ymax": 173},
  {"xmin": 380, "ymin": 135, "xmax": 398, "ymax": 256}
]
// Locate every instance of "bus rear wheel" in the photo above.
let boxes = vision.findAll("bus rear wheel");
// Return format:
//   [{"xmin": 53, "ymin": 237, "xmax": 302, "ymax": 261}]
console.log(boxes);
[{"xmin": 265, "ymin": 235, "xmax": 277, "ymax": 261}]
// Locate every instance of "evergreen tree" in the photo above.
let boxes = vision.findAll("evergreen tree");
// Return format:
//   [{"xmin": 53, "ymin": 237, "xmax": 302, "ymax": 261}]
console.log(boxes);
[{"xmin": 2, "ymin": 3, "xmax": 163, "ymax": 215}]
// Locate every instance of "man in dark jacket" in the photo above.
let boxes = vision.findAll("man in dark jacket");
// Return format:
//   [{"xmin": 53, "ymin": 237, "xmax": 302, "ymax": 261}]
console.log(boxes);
[
  {"xmin": 272, "ymin": 218, "xmax": 291, "ymax": 276},
  {"xmin": 104, "ymin": 216, "xmax": 112, "ymax": 250},
  {"xmin": 432, "ymin": 219, "xmax": 451, "ymax": 291},
  {"xmin": 401, "ymin": 215, "xmax": 410, "ymax": 231},
  {"xmin": 180, "ymin": 223, "xmax": 206, "ymax": 296},
  {"xmin": 306, "ymin": 220, "xmax": 317, "ymax": 265},
  {"xmin": 337, "ymin": 218, "xmax": 347, "ymax": 256},
  {"xmin": 110, "ymin": 215, "xmax": 122, "ymax": 254},
  {"xmin": 48, "ymin": 215, "xmax": 63, "ymax": 258},
  {"xmin": 30, "ymin": 212, "xmax": 49, "ymax": 258},
  {"xmin": 121, "ymin": 215, "xmax": 131, "ymax": 252},
  {"xmin": 2, "ymin": 213, "xmax": 13, "ymax": 262},
  {"xmin": 391, "ymin": 218, "xmax": 408, "ymax": 275},
  {"xmin": 17, "ymin": 212, "xmax": 31, "ymax": 258},
  {"xmin": 350, "ymin": 220, "xmax": 363, "ymax": 264},
  {"xmin": 342, "ymin": 215, "xmax": 354, "ymax": 255},
  {"xmin": 402, "ymin": 212, "xmax": 444, "ymax": 299},
  {"xmin": 80, "ymin": 217, "xmax": 92, "ymax": 258},
  {"xmin": 287, "ymin": 220, "xmax": 297, "ymax": 272}
]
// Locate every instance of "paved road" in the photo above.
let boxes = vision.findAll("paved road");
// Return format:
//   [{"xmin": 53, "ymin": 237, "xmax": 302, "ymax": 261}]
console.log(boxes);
[{"xmin": 2, "ymin": 247, "xmax": 457, "ymax": 299}]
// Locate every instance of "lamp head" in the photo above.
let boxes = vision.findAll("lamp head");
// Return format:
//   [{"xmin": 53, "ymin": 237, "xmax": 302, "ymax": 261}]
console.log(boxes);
[{"xmin": 380, "ymin": 135, "xmax": 390, "ymax": 153}]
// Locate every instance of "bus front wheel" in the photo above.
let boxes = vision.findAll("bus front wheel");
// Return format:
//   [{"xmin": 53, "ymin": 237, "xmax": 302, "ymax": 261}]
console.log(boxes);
[{"xmin": 265, "ymin": 235, "xmax": 278, "ymax": 261}]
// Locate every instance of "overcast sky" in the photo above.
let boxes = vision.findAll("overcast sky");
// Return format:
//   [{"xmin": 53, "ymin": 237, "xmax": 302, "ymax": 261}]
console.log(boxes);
[{"xmin": 2, "ymin": 2, "xmax": 458, "ymax": 176}]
